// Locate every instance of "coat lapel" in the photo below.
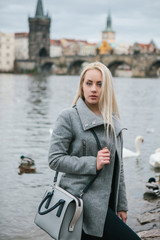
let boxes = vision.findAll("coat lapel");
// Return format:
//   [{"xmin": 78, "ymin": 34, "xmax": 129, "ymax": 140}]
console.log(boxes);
[
  {"xmin": 76, "ymin": 98, "xmax": 104, "ymax": 131},
  {"xmin": 76, "ymin": 98, "xmax": 125, "ymax": 135}
]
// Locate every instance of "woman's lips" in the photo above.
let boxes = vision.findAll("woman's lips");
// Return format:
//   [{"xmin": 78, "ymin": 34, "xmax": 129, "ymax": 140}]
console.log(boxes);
[{"xmin": 90, "ymin": 95, "xmax": 97, "ymax": 99}]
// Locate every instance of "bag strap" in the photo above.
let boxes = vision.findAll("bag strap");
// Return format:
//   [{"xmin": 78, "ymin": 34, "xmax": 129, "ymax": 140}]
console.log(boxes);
[
  {"xmin": 90, "ymin": 128, "xmax": 102, "ymax": 151},
  {"xmin": 53, "ymin": 128, "xmax": 102, "ymax": 198},
  {"xmin": 79, "ymin": 129, "xmax": 102, "ymax": 197}
]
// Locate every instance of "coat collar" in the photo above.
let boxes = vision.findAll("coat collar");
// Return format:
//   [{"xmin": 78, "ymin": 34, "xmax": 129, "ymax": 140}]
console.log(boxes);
[
  {"xmin": 76, "ymin": 98, "xmax": 124, "ymax": 136},
  {"xmin": 76, "ymin": 98, "xmax": 104, "ymax": 131}
]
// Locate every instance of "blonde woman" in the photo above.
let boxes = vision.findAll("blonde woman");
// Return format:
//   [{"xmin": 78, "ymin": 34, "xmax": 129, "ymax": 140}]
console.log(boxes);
[{"xmin": 48, "ymin": 62, "xmax": 141, "ymax": 240}]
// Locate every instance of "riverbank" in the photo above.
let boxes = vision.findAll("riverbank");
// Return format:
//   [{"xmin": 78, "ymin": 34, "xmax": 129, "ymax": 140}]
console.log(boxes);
[{"xmin": 136, "ymin": 197, "xmax": 160, "ymax": 239}]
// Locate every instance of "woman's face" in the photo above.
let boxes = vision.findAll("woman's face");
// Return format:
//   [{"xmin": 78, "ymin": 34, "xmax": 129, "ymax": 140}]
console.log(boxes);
[{"xmin": 82, "ymin": 68, "xmax": 102, "ymax": 109}]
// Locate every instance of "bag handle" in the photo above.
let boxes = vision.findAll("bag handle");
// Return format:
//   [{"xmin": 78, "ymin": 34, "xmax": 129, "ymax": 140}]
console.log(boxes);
[
  {"xmin": 53, "ymin": 128, "xmax": 102, "ymax": 198},
  {"xmin": 38, "ymin": 191, "xmax": 65, "ymax": 216}
]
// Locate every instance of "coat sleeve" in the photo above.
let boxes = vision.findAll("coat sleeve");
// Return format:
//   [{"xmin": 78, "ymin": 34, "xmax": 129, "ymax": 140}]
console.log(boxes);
[
  {"xmin": 48, "ymin": 109, "xmax": 97, "ymax": 175},
  {"xmin": 117, "ymin": 132, "xmax": 128, "ymax": 212}
]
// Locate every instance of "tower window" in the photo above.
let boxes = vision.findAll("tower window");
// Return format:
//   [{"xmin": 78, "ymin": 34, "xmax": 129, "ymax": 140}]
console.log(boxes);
[{"xmin": 39, "ymin": 47, "xmax": 48, "ymax": 57}]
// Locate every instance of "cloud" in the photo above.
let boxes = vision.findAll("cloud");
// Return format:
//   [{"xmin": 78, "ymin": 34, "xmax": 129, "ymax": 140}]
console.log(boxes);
[{"xmin": 0, "ymin": 0, "xmax": 160, "ymax": 47}]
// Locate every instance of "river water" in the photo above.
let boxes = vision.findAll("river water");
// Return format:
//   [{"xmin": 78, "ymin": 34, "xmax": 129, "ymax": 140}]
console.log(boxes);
[{"xmin": 0, "ymin": 73, "xmax": 160, "ymax": 240}]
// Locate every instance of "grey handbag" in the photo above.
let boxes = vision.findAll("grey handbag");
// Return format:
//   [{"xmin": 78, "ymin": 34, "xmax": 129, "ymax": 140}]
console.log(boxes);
[
  {"xmin": 34, "ymin": 129, "xmax": 102, "ymax": 240},
  {"xmin": 34, "ymin": 180, "xmax": 83, "ymax": 240}
]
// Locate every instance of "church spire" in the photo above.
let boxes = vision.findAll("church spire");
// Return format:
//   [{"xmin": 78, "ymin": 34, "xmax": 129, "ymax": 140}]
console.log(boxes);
[
  {"xmin": 35, "ymin": 0, "xmax": 44, "ymax": 17},
  {"xmin": 106, "ymin": 10, "xmax": 113, "ymax": 32},
  {"xmin": 101, "ymin": 10, "xmax": 116, "ymax": 45}
]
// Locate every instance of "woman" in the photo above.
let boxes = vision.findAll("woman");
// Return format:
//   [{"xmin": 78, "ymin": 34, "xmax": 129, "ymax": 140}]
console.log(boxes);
[{"xmin": 48, "ymin": 62, "xmax": 141, "ymax": 240}]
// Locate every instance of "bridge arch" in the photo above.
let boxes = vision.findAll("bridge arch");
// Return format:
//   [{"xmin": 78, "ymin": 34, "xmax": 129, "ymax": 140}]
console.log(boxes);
[
  {"xmin": 107, "ymin": 60, "xmax": 132, "ymax": 77},
  {"xmin": 68, "ymin": 60, "xmax": 90, "ymax": 75},
  {"xmin": 147, "ymin": 60, "xmax": 160, "ymax": 77},
  {"xmin": 41, "ymin": 62, "xmax": 54, "ymax": 72}
]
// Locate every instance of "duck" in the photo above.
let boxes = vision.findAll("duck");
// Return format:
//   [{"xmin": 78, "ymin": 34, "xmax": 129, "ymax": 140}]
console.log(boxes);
[
  {"xmin": 145, "ymin": 177, "xmax": 160, "ymax": 196},
  {"xmin": 123, "ymin": 136, "xmax": 144, "ymax": 159},
  {"xmin": 18, "ymin": 155, "xmax": 36, "ymax": 175},
  {"xmin": 149, "ymin": 148, "xmax": 160, "ymax": 168}
]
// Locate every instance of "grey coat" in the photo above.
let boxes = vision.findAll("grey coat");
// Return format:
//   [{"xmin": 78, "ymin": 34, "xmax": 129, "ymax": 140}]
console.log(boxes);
[{"xmin": 48, "ymin": 97, "xmax": 128, "ymax": 237}]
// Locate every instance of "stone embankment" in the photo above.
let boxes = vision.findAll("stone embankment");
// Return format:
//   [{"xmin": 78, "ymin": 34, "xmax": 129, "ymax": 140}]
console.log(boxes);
[{"xmin": 136, "ymin": 197, "xmax": 160, "ymax": 240}]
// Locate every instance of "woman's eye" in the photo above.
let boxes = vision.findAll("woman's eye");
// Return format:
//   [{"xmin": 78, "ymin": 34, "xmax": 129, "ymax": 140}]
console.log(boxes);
[
  {"xmin": 86, "ymin": 82, "xmax": 92, "ymax": 85},
  {"xmin": 97, "ymin": 83, "xmax": 102, "ymax": 87}
]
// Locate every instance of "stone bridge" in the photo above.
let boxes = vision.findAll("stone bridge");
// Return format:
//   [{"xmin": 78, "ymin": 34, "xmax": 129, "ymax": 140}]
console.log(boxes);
[
  {"xmin": 38, "ymin": 53, "xmax": 160, "ymax": 77},
  {"xmin": 15, "ymin": 53, "xmax": 160, "ymax": 77}
]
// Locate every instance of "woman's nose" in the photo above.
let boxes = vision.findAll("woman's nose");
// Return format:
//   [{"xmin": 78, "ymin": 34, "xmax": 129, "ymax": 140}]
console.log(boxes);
[{"xmin": 91, "ymin": 84, "xmax": 97, "ymax": 92}]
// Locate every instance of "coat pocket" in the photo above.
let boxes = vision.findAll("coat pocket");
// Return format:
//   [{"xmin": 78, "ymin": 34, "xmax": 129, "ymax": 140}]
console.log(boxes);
[{"xmin": 82, "ymin": 139, "xmax": 86, "ymax": 156}]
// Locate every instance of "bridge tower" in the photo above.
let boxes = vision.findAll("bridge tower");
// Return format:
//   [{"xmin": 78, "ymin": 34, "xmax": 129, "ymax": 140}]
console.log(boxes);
[
  {"xmin": 102, "ymin": 10, "xmax": 116, "ymax": 45},
  {"xmin": 28, "ymin": 0, "xmax": 51, "ymax": 59}
]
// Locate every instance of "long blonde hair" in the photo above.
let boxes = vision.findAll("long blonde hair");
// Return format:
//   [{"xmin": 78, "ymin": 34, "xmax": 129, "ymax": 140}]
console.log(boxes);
[{"xmin": 72, "ymin": 61, "xmax": 119, "ymax": 136}]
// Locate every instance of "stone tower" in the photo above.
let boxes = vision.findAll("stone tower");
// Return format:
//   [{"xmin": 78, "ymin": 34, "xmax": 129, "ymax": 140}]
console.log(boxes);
[
  {"xmin": 102, "ymin": 11, "xmax": 116, "ymax": 44},
  {"xmin": 28, "ymin": 0, "xmax": 51, "ymax": 59}
]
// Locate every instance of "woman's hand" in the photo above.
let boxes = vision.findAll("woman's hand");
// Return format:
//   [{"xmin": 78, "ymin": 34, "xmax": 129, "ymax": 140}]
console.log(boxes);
[
  {"xmin": 117, "ymin": 211, "xmax": 127, "ymax": 223},
  {"xmin": 96, "ymin": 147, "xmax": 110, "ymax": 170}
]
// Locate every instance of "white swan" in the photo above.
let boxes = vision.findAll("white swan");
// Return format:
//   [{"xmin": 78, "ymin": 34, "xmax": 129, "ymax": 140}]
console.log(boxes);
[
  {"xmin": 149, "ymin": 149, "xmax": 160, "ymax": 168},
  {"xmin": 123, "ymin": 136, "xmax": 144, "ymax": 159}
]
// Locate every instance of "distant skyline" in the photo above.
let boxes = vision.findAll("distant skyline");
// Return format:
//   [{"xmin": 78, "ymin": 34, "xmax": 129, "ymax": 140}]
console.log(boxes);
[{"xmin": 0, "ymin": 0, "xmax": 160, "ymax": 47}]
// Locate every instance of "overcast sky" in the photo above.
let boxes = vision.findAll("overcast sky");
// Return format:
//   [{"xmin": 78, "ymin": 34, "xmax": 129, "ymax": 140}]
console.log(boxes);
[{"xmin": 0, "ymin": 0, "xmax": 160, "ymax": 47}]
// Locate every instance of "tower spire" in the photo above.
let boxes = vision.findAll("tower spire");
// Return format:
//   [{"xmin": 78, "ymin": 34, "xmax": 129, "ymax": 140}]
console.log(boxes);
[
  {"xmin": 35, "ymin": 0, "xmax": 44, "ymax": 17},
  {"xmin": 106, "ymin": 10, "xmax": 112, "ymax": 31},
  {"xmin": 101, "ymin": 10, "xmax": 116, "ymax": 46}
]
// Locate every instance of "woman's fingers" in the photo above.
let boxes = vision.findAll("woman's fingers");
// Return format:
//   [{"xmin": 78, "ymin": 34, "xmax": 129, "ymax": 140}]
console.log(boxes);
[
  {"xmin": 99, "ymin": 148, "xmax": 110, "ymax": 159},
  {"xmin": 96, "ymin": 147, "xmax": 110, "ymax": 170},
  {"xmin": 100, "ymin": 153, "xmax": 110, "ymax": 157},
  {"xmin": 99, "ymin": 155, "xmax": 110, "ymax": 161},
  {"xmin": 101, "ymin": 157, "xmax": 110, "ymax": 163}
]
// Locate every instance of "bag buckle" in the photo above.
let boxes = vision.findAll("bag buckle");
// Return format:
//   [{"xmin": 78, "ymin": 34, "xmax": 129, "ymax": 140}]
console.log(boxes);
[{"xmin": 79, "ymin": 191, "xmax": 84, "ymax": 198}]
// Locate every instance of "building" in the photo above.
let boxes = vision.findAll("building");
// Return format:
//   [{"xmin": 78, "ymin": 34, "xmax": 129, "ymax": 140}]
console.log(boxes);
[
  {"xmin": 129, "ymin": 40, "xmax": 159, "ymax": 55},
  {"xmin": 50, "ymin": 39, "xmax": 97, "ymax": 57},
  {"xmin": 60, "ymin": 38, "xmax": 79, "ymax": 56},
  {"xmin": 28, "ymin": 0, "xmax": 51, "ymax": 59},
  {"xmin": 50, "ymin": 39, "xmax": 62, "ymax": 57},
  {"xmin": 79, "ymin": 42, "xmax": 97, "ymax": 56},
  {"xmin": 101, "ymin": 11, "xmax": 116, "ymax": 45},
  {"xmin": 99, "ymin": 41, "xmax": 112, "ymax": 55},
  {"xmin": 113, "ymin": 43, "xmax": 130, "ymax": 55},
  {"xmin": 0, "ymin": 32, "xmax": 15, "ymax": 72},
  {"xmin": 15, "ymin": 32, "xmax": 29, "ymax": 59},
  {"xmin": 60, "ymin": 39, "xmax": 86, "ymax": 56}
]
